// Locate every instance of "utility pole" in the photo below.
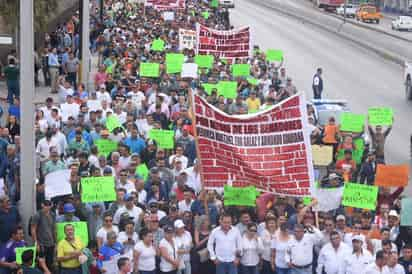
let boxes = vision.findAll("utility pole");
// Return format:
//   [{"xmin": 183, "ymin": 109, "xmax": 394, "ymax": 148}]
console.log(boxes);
[
  {"xmin": 81, "ymin": 0, "xmax": 91, "ymax": 90},
  {"xmin": 19, "ymin": 0, "xmax": 36, "ymax": 236}
]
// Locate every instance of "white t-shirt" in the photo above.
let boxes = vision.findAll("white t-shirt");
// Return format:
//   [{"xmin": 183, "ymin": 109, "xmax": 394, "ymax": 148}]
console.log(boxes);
[
  {"xmin": 159, "ymin": 238, "xmax": 178, "ymax": 272},
  {"xmin": 178, "ymin": 200, "xmax": 194, "ymax": 214},
  {"xmin": 113, "ymin": 205, "xmax": 143, "ymax": 226},
  {"xmin": 117, "ymin": 231, "xmax": 139, "ymax": 247},
  {"xmin": 96, "ymin": 226, "xmax": 119, "ymax": 244},
  {"xmin": 116, "ymin": 180, "xmax": 136, "ymax": 194},
  {"xmin": 272, "ymin": 238, "xmax": 291, "ymax": 268},
  {"xmin": 174, "ymin": 231, "xmax": 193, "ymax": 262},
  {"xmin": 134, "ymin": 241, "xmax": 157, "ymax": 271}
]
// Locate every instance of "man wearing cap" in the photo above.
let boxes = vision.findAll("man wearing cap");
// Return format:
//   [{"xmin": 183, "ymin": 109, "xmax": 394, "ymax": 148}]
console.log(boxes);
[
  {"xmin": 342, "ymin": 234, "xmax": 374, "ymax": 274},
  {"xmin": 359, "ymin": 150, "xmax": 378, "ymax": 185},
  {"xmin": 113, "ymin": 193, "xmax": 143, "ymax": 231},
  {"xmin": 56, "ymin": 203, "xmax": 80, "ymax": 223},
  {"xmin": 174, "ymin": 219, "xmax": 193, "ymax": 274},
  {"xmin": 387, "ymin": 210, "xmax": 401, "ymax": 245}
]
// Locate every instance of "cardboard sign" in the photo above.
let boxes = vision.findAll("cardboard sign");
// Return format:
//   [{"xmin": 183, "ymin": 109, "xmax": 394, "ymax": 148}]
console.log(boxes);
[
  {"xmin": 136, "ymin": 164, "xmax": 149, "ymax": 181},
  {"xmin": 95, "ymin": 139, "xmax": 118, "ymax": 158},
  {"xmin": 166, "ymin": 53, "xmax": 185, "ymax": 74},
  {"xmin": 224, "ymin": 185, "xmax": 259, "ymax": 206},
  {"xmin": 311, "ymin": 145, "xmax": 333, "ymax": 166},
  {"xmin": 368, "ymin": 107, "xmax": 393, "ymax": 126},
  {"xmin": 266, "ymin": 49, "xmax": 284, "ymax": 62},
  {"xmin": 217, "ymin": 81, "xmax": 238, "ymax": 99},
  {"xmin": 81, "ymin": 176, "xmax": 116, "ymax": 203},
  {"xmin": 151, "ymin": 38, "xmax": 165, "ymax": 51},
  {"xmin": 375, "ymin": 164, "xmax": 409, "ymax": 187},
  {"xmin": 202, "ymin": 83, "xmax": 218, "ymax": 95},
  {"xmin": 194, "ymin": 54, "xmax": 214, "ymax": 68},
  {"xmin": 45, "ymin": 169, "xmax": 72, "ymax": 200},
  {"xmin": 140, "ymin": 63, "xmax": 160, "ymax": 78},
  {"xmin": 232, "ymin": 64, "xmax": 250, "ymax": 77},
  {"xmin": 106, "ymin": 115, "xmax": 122, "ymax": 132},
  {"xmin": 16, "ymin": 246, "xmax": 36, "ymax": 267},
  {"xmin": 401, "ymin": 198, "xmax": 412, "ymax": 226},
  {"xmin": 181, "ymin": 63, "xmax": 198, "ymax": 79},
  {"xmin": 342, "ymin": 182, "xmax": 378, "ymax": 210},
  {"xmin": 179, "ymin": 28, "xmax": 196, "ymax": 50},
  {"xmin": 56, "ymin": 222, "xmax": 89, "ymax": 247},
  {"xmin": 340, "ymin": 113, "xmax": 366, "ymax": 133},
  {"xmin": 148, "ymin": 129, "xmax": 175, "ymax": 149}
]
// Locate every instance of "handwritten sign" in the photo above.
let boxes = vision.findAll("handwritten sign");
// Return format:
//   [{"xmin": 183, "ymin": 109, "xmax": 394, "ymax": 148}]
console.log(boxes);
[
  {"xmin": 224, "ymin": 185, "xmax": 259, "ymax": 206},
  {"xmin": 148, "ymin": 129, "xmax": 175, "ymax": 149},
  {"xmin": 311, "ymin": 145, "xmax": 333, "ymax": 166},
  {"xmin": 81, "ymin": 176, "xmax": 116, "ymax": 203},
  {"xmin": 266, "ymin": 49, "xmax": 283, "ymax": 62},
  {"xmin": 342, "ymin": 182, "xmax": 378, "ymax": 210},
  {"xmin": 232, "ymin": 64, "xmax": 250, "ymax": 77},
  {"xmin": 140, "ymin": 63, "xmax": 160, "ymax": 78},
  {"xmin": 151, "ymin": 38, "xmax": 165, "ymax": 51},
  {"xmin": 194, "ymin": 55, "xmax": 214, "ymax": 68},
  {"xmin": 368, "ymin": 107, "xmax": 393, "ymax": 126},
  {"xmin": 95, "ymin": 139, "xmax": 118, "ymax": 158},
  {"xmin": 217, "ymin": 81, "xmax": 238, "ymax": 99},
  {"xmin": 56, "ymin": 222, "xmax": 89, "ymax": 247},
  {"xmin": 166, "ymin": 53, "xmax": 184, "ymax": 74},
  {"xmin": 375, "ymin": 164, "xmax": 409, "ymax": 187},
  {"xmin": 340, "ymin": 113, "xmax": 366, "ymax": 133}
]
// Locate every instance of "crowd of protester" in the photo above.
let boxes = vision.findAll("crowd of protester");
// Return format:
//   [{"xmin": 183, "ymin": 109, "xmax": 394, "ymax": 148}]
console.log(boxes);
[{"xmin": 0, "ymin": 0, "xmax": 411, "ymax": 274}]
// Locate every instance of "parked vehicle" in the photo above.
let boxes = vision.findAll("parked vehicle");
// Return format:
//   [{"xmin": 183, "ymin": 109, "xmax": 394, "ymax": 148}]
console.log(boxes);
[
  {"xmin": 336, "ymin": 4, "xmax": 357, "ymax": 17},
  {"xmin": 405, "ymin": 61, "xmax": 412, "ymax": 100},
  {"xmin": 316, "ymin": 0, "xmax": 344, "ymax": 11},
  {"xmin": 219, "ymin": 0, "xmax": 234, "ymax": 8},
  {"xmin": 391, "ymin": 16, "xmax": 412, "ymax": 31},
  {"xmin": 355, "ymin": 5, "xmax": 383, "ymax": 23}
]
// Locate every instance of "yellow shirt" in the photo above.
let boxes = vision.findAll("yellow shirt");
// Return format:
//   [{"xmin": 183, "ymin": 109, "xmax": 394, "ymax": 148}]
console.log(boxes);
[
  {"xmin": 246, "ymin": 97, "xmax": 261, "ymax": 111},
  {"xmin": 57, "ymin": 237, "xmax": 84, "ymax": 268}
]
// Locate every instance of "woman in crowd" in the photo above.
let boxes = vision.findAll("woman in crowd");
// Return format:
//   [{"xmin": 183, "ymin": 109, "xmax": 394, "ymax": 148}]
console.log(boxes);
[
  {"xmin": 174, "ymin": 219, "xmax": 193, "ymax": 274},
  {"xmin": 240, "ymin": 223, "xmax": 263, "ymax": 274},
  {"xmin": 192, "ymin": 215, "xmax": 214, "ymax": 274},
  {"xmin": 159, "ymin": 225, "xmax": 180, "ymax": 274},
  {"xmin": 134, "ymin": 228, "xmax": 157, "ymax": 274},
  {"xmin": 96, "ymin": 212, "xmax": 119, "ymax": 249},
  {"xmin": 260, "ymin": 216, "xmax": 278, "ymax": 274},
  {"xmin": 271, "ymin": 223, "xmax": 292, "ymax": 274},
  {"xmin": 118, "ymin": 220, "xmax": 138, "ymax": 253}
]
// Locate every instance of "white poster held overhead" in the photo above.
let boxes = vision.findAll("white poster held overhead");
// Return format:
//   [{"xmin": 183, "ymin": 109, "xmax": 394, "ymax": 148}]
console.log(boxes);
[
  {"xmin": 45, "ymin": 169, "xmax": 72, "ymax": 200},
  {"xmin": 163, "ymin": 11, "xmax": 175, "ymax": 21},
  {"xmin": 179, "ymin": 28, "xmax": 196, "ymax": 50},
  {"xmin": 313, "ymin": 186, "xmax": 344, "ymax": 212},
  {"xmin": 181, "ymin": 63, "xmax": 198, "ymax": 79}
]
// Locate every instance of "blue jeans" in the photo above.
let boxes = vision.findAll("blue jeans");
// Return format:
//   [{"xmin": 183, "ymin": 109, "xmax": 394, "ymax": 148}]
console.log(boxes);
[
  {"xmin": 290, "ymin": 266, "xmax": 312, "ymax": 274},
  {"xmin": 276, "ymin": 267, "xmax": 291, "ymax": 274},
  {"xmin": 60, "ymin": 267, "xmax": 82, "ymax": 274},
  {"xmin": 239, "ymin": 265, "xmax": 258, "ymax": 274},
  {"xmin": 261, "ymin": 260, "xmax": 275, "ymax": 274},
  {"xmin": 216, "ymin": 261, "xmax": 238, "ymax": 274},
  {"xmin": 6, "ymin": 80, "xmax": 19, "ymax": 104},
  {"xmin": 140, "ymin": 271, "xmax": 156, "ymax": 274}
]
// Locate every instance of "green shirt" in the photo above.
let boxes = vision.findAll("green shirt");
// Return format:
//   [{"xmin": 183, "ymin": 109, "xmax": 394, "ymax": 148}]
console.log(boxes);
[
  {"xmin": 42, "ymin": 160, "xmax": 66, "ymax": 176},
  {"xmin": 4, "ymin": 65, "xmax": 19, "ymax": 81}
]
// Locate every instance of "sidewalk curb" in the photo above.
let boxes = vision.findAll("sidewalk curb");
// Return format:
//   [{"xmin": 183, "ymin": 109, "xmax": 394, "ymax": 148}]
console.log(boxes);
[{"xmin": 252, "ymin": 0, "xmax": 406, "ymax": 66}]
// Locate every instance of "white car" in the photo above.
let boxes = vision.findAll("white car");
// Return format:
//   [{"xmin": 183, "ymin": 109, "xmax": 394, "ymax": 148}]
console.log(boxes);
[
  {"xmin": 336, "ymin": 4, "xmax": 357, "ymax": 18},
  {"xmin": 219, "ymin": 0, "xmax": 234, "ymax": 8},
  {"xmin": 391, "ymin": 16, "xmax": 412, "ymax": 31}
]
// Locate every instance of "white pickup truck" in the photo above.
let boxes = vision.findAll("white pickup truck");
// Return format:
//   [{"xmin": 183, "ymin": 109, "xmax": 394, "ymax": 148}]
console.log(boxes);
[
  {"xmin": 336, "ymin": 4, "xmax": 357, "ymax": 18},
  {"xmin": 405, "ymin": 61, "xmax": 412, "ymax": 100}
]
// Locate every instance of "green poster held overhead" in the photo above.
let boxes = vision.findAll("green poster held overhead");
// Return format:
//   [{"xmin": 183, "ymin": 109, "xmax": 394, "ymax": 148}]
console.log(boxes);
[
  {"xmin": 337, "ymin": 138, "xmax": 364, "ymax": 164},
  {"xmin": 106, "ymin": 115, "xmax": 122, "ymax": 133},
  {"xmin": 148, "ymin": 129, "xmax": 175, "ymax": 149},
  {"xmin": 166, "ymin": 53, "xmax": 185, "ymax": 74},
  {"xmin": 202, "ymin": 83, "xmax": 218, "ymax": 95},
  {"xmin": 303, "ymin": 197, "xmax": 312, "ymax": 206},
  {"xmin": 81, "ymin": 176, "xmax": 116, "ymax": 203},
  {"xmin": 368, "ymin": 107, "xmax": 393, "ymax": 126},
  {"xmin": 340, "ymin": 113, "xmax": 366, "ymax": 133},
  {"xmin": 210, "ymin": 0, "xmax": 218, "ymax": 8},
  {"xmin": 56, "ymin": 222, "xmax": 89, "ymax": 247},
  {"xmin": 151, "ymin": 38, "xmax": 165, "ymax": 51},
  {"xmin": 136, "ymin": 163, "xmax": 149, "ymax": 181},
  {"xmin": 232, "ymin": 64, "xmax": 250, "ymax": 77},
  {"xmin": 95, "ymin": 139, "xmax": 118, "ymax": 158},
  {"xmin": 247, "ymin": 77, "xmax": 259, "ymax": 86},
  {"xmin": 16, "ymin": 246, "xmax": 36, "ymax": 267},
  {"xmin": 342, "ymin": 182, "xmax": 378, "ymax": 210},
  {"xmin": 140, "ymin": 63, "xmax": 160, "ymax": 78},
  {"xmin": 401, "ymin": 198, "xmax": 412, "ymax": 226},
  {"xmin": 224, "ymin": 185, "xmax": 259, "ymax": 206},
  {"xmin": 217, "ymin": 81, "xmax": 238, "ymax": 99},
  {"xmin": 202, "ymin": 11, "xmax": 210, "ymax": 19},
  {"xmin": 195, "ymin": 55, "xmax": 214, "ymax": 68},
  {"xmin": 266, "ymin": 49, "xmax": 284, "ymax": 62}
]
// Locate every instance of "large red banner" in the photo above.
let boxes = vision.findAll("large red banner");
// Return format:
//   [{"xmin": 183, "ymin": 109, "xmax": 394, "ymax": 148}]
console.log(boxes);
[
  {"xmin": 196, "ymin": 24, "xmax": 251, "ymax": 59},
  {"xmin": 145, "ymin": 0, "xmax": 185, "ymax": 10},
  {"xmin": 194, "ymin": 94, "xmax": 314, "ymax": 196}
]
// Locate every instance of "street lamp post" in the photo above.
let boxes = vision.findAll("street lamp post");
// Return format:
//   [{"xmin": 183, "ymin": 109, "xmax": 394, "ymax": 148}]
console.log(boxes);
[
  {"xmin": 81, "ymin": 0, "xmax": 91, "ymax": 90},
  {"xmin": 19, "ymin": 0, "xmax": 36, "ymax": 235}
]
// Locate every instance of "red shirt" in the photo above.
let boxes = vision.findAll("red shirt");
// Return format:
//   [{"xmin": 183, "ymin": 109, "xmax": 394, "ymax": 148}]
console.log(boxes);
[{"xmin": 336, "ymin": 159, "xmax": 356, "ymax": 181}]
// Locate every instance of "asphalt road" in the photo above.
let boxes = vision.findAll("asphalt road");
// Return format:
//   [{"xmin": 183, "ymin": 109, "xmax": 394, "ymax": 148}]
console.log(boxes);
[{"xmin": 230, "ymin": 0, "xmax": 412, "ymax": 189}]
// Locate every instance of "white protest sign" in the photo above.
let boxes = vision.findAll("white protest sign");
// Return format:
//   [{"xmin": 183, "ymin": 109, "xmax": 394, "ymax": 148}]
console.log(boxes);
[
  {"xmin": 181, "ymin": 63, "xmax": 198, "ymax": 79},
  {"xmin": 179, "ymin": 28, "xmax": 196, "ymax": 50},
  {"xmin": 0, "ymin": 179, "xmax": 5, "ymax": 196},
  {"xmin": 313, "ymin": 186, "xmax": 344, "ymax": 212},
  {"xmin": 45, "ymin": 169, "xmax": 72, "ymax": 199},
  {"xmin": 163, "ymin": 11, "xmax": 175, "ymax": 21}
]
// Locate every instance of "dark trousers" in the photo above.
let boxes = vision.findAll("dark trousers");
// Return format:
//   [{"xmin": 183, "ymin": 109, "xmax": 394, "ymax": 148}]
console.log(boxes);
[
  {"xmin": 60, "ymin": 267, "xmax": 82, "ymax": 274},
  {"xmin": 41, "ymin": 245, "xmax": 55, "ymax": 272},
  {"xmin": 66, "ymin": 72, "xmax": 77, "ymax": 88},
  {"xmin": 239, "ymin": 265, "xmax": 258, "ymax": 274},
  {"xmin": 42, "ymin": 67, "xmax": 51, "ymax": 86},
  {"xmin": 261, "ymin": 260, "xmax": 275, "ymax": 274},
  {"xmin": 6, "ymin": 80, "xmax": 19, "ymax": 104},
  {"xmin": 160, "ymin": 271, "xmax": 177, "ymax": 274},
  {"xmin": 313, "ymin": 89, "xmax": 322, "ymax": 99}
]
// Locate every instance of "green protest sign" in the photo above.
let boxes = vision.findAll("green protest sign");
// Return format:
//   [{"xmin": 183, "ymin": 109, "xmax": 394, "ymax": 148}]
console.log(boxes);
[
  {"xmin": 232, "ymin": 64, "xmax": 250, "ymax": 77},
  {"xmin": 148, "ymin": 129, "xmax": 175, "ymax": 149},
  {"xmin": 106, "ymin": 115, "xmax": 122, "ymax": 132},
  {"xmin": 336, "ymin": 138, "xmax": 365, "ymax": 164},
  {"xmin": 140, "ymin": 63, "xmax": 160, "ymax": 78},
  {"xmin": 195, "ymin": 55, "xmax": 214, "ymax": 68},
  {"xmin": 266, "ymin": 49, "xmax": 284, "ymax": 62},
  {"xmin": 303, "ymin": 197, "xmax": 312, "ymax": 206},
  {"xmin": 16, "ymin": 246, "xmax": 36, "ymax": 267},
  {"xmin": 224, "ymin": 185, "xmax": 258, "ymax": 206},
  {"xmin": 202, "ymin": 83, "xmax": 218, "ymax": 95},
  {"xmin": 136, "ymin": 163, "xmax": 149, "ymax": 181},
  {"xmin": 151, "ymin": 38, "xmax": 165, "ymax": 51},
  {"xmin": 202, "ymin": 11, "xmax": 210, "ymax": 19},
  {"xmin": 340, "ymin": 113, "xmax": 366, "ymax": 133},
  {"xmin": 248, "ymin": 109, "xmax": 260, "ymax": 114},
  {"xmin": 342, "ymin": 182, "xmax": 378, "ymax": 210},
  {"xmin": 368, "ymin": 107, "xmax": 393, "ymax": 126},
  {"xmin": 209, "ymin": 0, "xmax": 218, "ymax": 8},
  {"xmin": 401, "ymin": 198, "xmax": 412, "ymax": 226},
  {"xmin": 56, "ymin": 222, "xmax": 89, "ymax": 247},
  {"xmin": 95, "ymin": 139, "xmax": 118, "ymax": 158},
  {"xmin": 81, "ymin": 176, "xmax": 116, "ymax": 203},
  {"xmin": 247, "ymin": 77, "xmax": 259, "ymax": 86},
  {"xmin": 166, "ymin": 53, "xmax": 185, "ymax": 74},
  {"xmin": 217, "ymin": 81, "xmax": 238, "ymax": 99}
]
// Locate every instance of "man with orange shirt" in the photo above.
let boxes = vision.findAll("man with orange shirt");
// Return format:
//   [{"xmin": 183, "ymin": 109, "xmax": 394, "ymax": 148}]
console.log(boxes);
[{"xmin": 336, "ymin": 149, "xmax": 356, "ymax": 181}]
